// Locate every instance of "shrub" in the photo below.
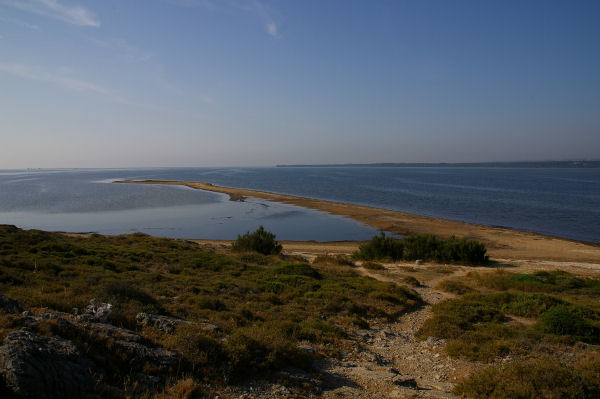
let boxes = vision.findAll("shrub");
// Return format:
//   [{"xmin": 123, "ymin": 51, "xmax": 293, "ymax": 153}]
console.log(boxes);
[
  {"xmin": 272, "ymin": 263, "xmax": 322, "ymax": 279},
  {"xmin": 231, "ymin": 226, "xmax": 282, "ymax": 255},
  {"xmin": 353, "ymin": 233, "xmax": 403, "ymax": 261},
  {"xmin": 453, "ymin": 356, "xmax": 600, "ymax": 399},
  {"xmin": 537, "ymin": 306, "xmax": 599, "ymax": 343},
  {"xmin": 353, "ymin": 233, "xmax": 488, "ymax": 265}
]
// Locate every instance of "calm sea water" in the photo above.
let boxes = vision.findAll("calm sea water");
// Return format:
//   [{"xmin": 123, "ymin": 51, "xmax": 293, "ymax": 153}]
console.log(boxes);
[{"xmin": 0, "ymin": 167, "xmax": 598, "ymax": 242}]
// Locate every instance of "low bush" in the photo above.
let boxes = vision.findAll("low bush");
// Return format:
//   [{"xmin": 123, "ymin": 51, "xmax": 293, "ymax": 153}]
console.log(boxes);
[
  {"xmin": 418, "ymin": 287, "xmax": 600, "ymax": 361},
  {"xmin": 353, "ymin": 233, "xmax": 403, "ymax": 261},
  {"xmin": 454, "ymin": 356, "xmax": 600, "ymax": 399},
  {"xmin": 362, "ymin": 261, "xmax": 385, "ymax": 270},
  {"xmin": 231, "ymin": 226, "xmax": 282, "ymax": 255},
  {"xmin": 436, "ymin": 280, "xmax": 475, "ymax": 295},
  {"xmin": 472, "ymin": 269, "xmax": 600, "ymax": 298},
  {"xmin": 537, "ymin": 306, "xmax": 599, "ymax": 344},
  {"xmin": 312, "ymin": 254, "xmax": 354, "ymax": 267}
]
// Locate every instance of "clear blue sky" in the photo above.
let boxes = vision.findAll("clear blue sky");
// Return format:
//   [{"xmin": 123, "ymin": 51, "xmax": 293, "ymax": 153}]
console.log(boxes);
[{"xmin": 1, "ymin": 0, "xmax": 599, "ymax": 167}]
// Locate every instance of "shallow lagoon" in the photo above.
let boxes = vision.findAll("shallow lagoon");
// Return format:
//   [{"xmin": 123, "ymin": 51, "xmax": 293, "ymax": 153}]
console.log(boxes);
[{"xmin": 0, "ymin": 170, "xmax": 376, "ymax": 240}]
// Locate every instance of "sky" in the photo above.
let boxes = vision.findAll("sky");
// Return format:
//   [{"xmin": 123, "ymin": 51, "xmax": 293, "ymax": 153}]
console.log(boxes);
[{"xmin": 1, "ymin": 0, "xmax": 599, "ymax": 168}]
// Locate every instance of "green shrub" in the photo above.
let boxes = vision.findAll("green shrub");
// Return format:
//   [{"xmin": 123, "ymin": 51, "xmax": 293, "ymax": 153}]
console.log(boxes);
[
  {"xmin": 225, "ymin": 322, "xmax": 314, "ymax": 378},
  {"xmin": 231, "ymin": 226, "xmax": 282, "ymax": 255},
  {"xmin": 453, "ymin": 356, "xmax": 600, "ymax": 399},
  {"xmin": 353, "ymin": 233, "xmax": 488, "ymax": 265},
  {"xmin": 353, "ymin": 233, "xmax": 403, "ymax": 261},
  {"xmin": 537, "ymin": 306, "xmax": 599, "ymax": 343}
]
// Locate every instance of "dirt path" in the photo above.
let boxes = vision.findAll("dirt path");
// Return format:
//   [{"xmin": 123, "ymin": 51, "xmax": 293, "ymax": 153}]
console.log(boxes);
[{"xmin": 317, "ymin": 265, "xmax": 477, "ymax": 399}]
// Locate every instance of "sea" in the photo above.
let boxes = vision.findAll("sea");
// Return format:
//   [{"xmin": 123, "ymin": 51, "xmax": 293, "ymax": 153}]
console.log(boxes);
[{"xmin": 0, "ymin": 167, "xmax": 598, "ymax": 243}]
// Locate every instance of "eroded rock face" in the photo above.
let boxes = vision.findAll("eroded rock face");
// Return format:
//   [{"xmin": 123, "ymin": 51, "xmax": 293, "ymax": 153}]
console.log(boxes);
[
  {"xmin": 0, "ymin": 328, "xmax": 92, "ymax": 399},
  {"xmin": 0, "ymin": 297, "xmax": 182, "ymax": 398}
]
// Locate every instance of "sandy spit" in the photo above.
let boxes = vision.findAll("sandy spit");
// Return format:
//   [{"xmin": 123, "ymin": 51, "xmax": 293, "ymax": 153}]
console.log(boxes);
[{"xmin": 116, "ymin": 180, "xmax": 600, "ymax": 264}]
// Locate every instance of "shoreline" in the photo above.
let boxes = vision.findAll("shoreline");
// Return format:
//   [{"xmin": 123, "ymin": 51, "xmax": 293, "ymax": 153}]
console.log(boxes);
[{"xmin": 116, "ymin": 179, "xmax": 600, "ymax": 263}]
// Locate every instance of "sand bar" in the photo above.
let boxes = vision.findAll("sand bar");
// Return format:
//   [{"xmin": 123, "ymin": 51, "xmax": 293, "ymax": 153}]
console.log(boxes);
[{"xmin": 116, "ymin": 180, "xmax": 600, "ymax": 263}]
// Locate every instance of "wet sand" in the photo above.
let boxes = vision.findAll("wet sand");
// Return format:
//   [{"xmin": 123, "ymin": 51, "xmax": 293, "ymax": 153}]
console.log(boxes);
[{"xmin": 116, "ymin": 180, "xmax": 600, "ymax": 264}]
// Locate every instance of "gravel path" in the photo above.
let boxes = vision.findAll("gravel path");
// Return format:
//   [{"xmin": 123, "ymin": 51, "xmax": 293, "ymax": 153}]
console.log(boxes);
[{"xmin": 317, "ymin": 268, "xmax": 478, "ymax": 399}]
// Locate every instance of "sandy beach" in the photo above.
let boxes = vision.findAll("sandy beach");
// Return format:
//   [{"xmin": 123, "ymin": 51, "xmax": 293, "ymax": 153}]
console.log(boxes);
[{"xmin": 117, "ymin": 180, "xmax": 600, "ymax": 265}]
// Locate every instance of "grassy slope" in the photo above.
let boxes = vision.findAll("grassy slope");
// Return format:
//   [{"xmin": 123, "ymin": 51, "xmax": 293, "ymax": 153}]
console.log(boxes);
[
  {"xmin": 421, "ymin": 268, "xmax": 600, "ymax": 398},
  {"xmin": 0, "ymin": 225, "xmax": 420, "ymax": 395}
]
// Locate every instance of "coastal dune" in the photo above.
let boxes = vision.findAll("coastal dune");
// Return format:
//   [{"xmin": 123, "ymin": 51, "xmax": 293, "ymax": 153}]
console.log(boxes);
[{"xmin": 117, "ymin": 180, "xmax": 600, "ymax": 264}]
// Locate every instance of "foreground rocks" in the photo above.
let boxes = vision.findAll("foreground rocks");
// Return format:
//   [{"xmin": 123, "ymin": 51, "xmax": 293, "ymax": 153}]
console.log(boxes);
[
  {"xmin": 0, "ymin": 328, "xmax": 92, "ymax": 398},
  {"xmin": 0, "ymin": 298, "xmax": 189, "ymax": 398}
]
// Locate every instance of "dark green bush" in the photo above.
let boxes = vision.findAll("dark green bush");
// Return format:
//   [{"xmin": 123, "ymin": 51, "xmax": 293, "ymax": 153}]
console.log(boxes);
[
  {"xmin": 353, "ymin": 233, "xmax": 488, "ymax": 265},
  {"xmin": 353, "ymin": 233, "xmax": 403, "ymax": 261},
  {"xmin": 537, "ymin": 306, "xmax": 599, "ymax": 343},
  {"xmin": 231, "ymin": 226, "xmax": 282, "ymax": 255}
]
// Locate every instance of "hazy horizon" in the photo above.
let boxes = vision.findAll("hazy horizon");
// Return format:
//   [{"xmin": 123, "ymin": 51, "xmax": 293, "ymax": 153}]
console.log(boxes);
[{"xmin": 2, "ymin": 1, "xmax": 599, "ymax": 168}]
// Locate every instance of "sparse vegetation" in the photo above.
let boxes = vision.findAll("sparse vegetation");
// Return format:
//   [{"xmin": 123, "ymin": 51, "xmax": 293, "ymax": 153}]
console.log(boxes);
[
  {"xmin": 418, "ymin": 269, "xmax": 600, "ymax": 364},
  {"xmin": 453, "ymin": 355, "xmax": 600, "ymax": 399},
  {"xmin": 353, "ymin": 233, "xmax": 488, "ymax": 265},
  {"xmin": 436, "ymin": 280, "xmax": 476, "ymax": 295},
  {"xmin": 312, "ymin": 254, "xmax": 355, "ymax": 267},
  {"xmin": 362, "ymin": 261, "xmax": 385, "ymax": 270}
]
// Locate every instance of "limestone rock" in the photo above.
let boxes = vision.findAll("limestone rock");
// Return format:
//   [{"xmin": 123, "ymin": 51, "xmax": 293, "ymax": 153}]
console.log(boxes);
[
  {"xmin": 0, "ymin": 328, "xmax": 92, "ymax": 399},
  {"xmin": 136, "ymin": 312, "xmax": 190, "ymax": 334}
]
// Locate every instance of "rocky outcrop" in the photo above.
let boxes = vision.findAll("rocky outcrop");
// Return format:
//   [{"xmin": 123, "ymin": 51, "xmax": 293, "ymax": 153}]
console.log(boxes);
[
  {"xmin": 136, "ymin": 312, "xmax": 190, "ymax": 334},
  {"xmin": 136, "ymin": 312, "xmax": 221, "ymax": 335},
  {"xmin": 0, "ymin": 328, "xmax": 92, "ymax": 399},
  {"xmin": 76, "ymin": 299, "xmax": 112, "ymax": 323},
  {"xmin": 0, "ymin": 298, "xmax": 181, "ymax": 398}
]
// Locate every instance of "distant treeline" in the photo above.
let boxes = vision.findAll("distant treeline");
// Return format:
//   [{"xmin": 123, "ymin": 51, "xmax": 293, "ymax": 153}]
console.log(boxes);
[{"xmin": 277, "ymin": 160, "xmax": 600, "ymax": 168}]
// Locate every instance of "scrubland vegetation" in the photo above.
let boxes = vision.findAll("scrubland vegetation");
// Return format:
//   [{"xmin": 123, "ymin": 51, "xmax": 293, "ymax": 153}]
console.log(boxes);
[
  {"xmin": 1, "ymin": 225, "xmax": 599, "ymax": 398},
  {"xmin": 419, "ymin": 268, "xmax": 600, "ymax": 398},
  {"xmin": 0, "ymin": 225, "xmax": 419, "ymax": 396}
]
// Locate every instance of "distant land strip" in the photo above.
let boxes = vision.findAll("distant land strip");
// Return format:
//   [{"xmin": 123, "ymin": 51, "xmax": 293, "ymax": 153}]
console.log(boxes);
[
  {"xmin": 276, "ymin": 160, "xmax": 600, "ymax": 168},
  {"xmin": 116, "ymin": 179, "xmax": 600, "ymax": 263}
]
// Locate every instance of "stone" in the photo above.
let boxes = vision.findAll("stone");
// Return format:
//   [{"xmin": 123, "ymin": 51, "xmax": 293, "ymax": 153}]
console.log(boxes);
[
  {"xmin": 136, "ymin": 312, "xmax": 190, "ymax": 334},
  {"xmin": 0, "ymin": 328, "xmax": 92, "ymax": 399},
  {"xmin": 78, "ymin": 299, "xmax": 112, "ymax": 323}
]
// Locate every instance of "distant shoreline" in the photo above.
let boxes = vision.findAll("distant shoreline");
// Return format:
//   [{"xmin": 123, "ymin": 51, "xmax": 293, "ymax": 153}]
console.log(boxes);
[
  {"xmin": 116, "ymin": 179, "xmax": 600, "ymax": 263},
  {"xmin": 276, "ymin": 160, "xmax": 600, "ymax": 168}
]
